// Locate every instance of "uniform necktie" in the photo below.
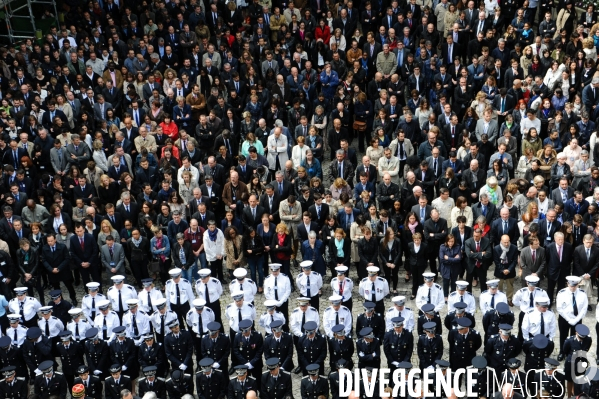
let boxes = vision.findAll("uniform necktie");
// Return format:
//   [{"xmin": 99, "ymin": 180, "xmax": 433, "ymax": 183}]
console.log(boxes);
[
  {"xmin": 427, "ymin": 288, "xmax": 431, "ymax": 303},
  {"xmin": 118, "ymin": 290, "xmax": 123, "ymax": 311},
  {"xmin": 335, "ymin": 312, "xmax": 339, "ymax": 324},
  {"xmin": 160, "ymin": 314, "xmax": 165, "ymax": 335},
  {"xmin": 147, "ymin": 292, "xmax": 153, "ymax": 310},
  {"xmin": 529, "ymin": 291, "xmax": 534, "ymax": 308},
  {"xmin": 75, "ymin": 323, "xmax": 80, "ymax": 339},
  {"xmin": 301, "ymin": 312, "xmax": 306, "ymax": 333},
  {"xmin": 198, "ymin": 312, "xmax": 203, "ymax": 335},
  {"xmin": 13, "ymin": 329, "xmax": 17, "ymax": 342},
  {"xmin": 306, "ymin": 277, "xmax": 311, "ymax": 297},
  {"xmin": 103, "ymin": 317, "xmax": 108, "ymax": 340},
  {"xmin": 540, "ymin": 312, "xmax": 545, "ymax": 335},
  {"xmin": 274, "ymin": 277, "xmax": 279, "ymax": 300},
  {"xmin": 91, "ymin": 297, "xmax": 96, "ymax": 320},
  {"xmin": 45, "ymin": 319, "xmax": 50, "ymax": 336},
  {"xmin": 132, "ymin": 313, "xmax": 139, "ymax": 337},
  {"xmin": 176, "ymin": 283, "xmax": 181, "ymax": 305},
  {"xmin": 490, "ymin": 294, "xmax": 495, "ymax": 308},
  {"xmin": 238, "ymin": 308, "xmax": 242, "ymax": 325},
  {"xmin": 573, "ymin": 293, "xmax": 578, "ymax": 316}
]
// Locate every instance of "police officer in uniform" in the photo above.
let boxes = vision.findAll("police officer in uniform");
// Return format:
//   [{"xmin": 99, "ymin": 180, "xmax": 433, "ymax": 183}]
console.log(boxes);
[
  {"xmin": 533, "ymin": 357, "xmax": 566, "ymax": 398},
  {"xmin": 323, "ymin": 295, "xmax": 352, "ymax": 339},
  {"xmin": 66, "ymin": 308, "xmax": 92, "ymax": 343},
  {"xmin": 331, "ymin": 266, "xmax": 353, "ymax": 311},
  {"xmin": 289, "ymin": 297, "xmax": 319, "ymax": 352},
  {"xmin": 468, "ymin": 356, "xmax": 491, "ymax": 399},
  {"xmin": 522, "ymin": 297, "xmax": 556, "ymax": 341},
  {"xmin": 83, "ymin": 328, "xmax": 110, "ymax": 380},
  {"xmin": 383, "ymin": 316, "xmax": 413, "ymax": 374},
  {"xmin": 108, "ymin": 326, "xmax": 138, "ymax": 385},
  {"xmin": 47, "ymin": 290, "xmax": 72, "ymax": 326},
  {"xmin": 187, "ymin": 298, "xmax": 215, "ymax": 359},
  {"xmin": 81, "ymin": 283, "xmax": 105, "ymax": 323},
  {"xmin": 195, "ymin": 358, "xmax": 225, "ymax": 399},
  {"xmin": 261, "ymin": 357, "xmax": 292, "ymax": 399},
  {"xmin": 327, "ymin": 324, "xmax": 354, "ymax": 370},
  {"xmin": 225, "ymin": 290, "xmax": 256, "ymax": 345},
  {"xmin": 263, "ymin": 320, "xmax": 294, "ymax": 371},
  {"xmin": 0, "ymin": 366, "xmax": 27, "ymax": 399},
  {"xmin": 33, "ymin": 360, "xmax": 67, "ymax": 399},
  {"xmin": 263, "ymin": 264, "xmax": 292, "ymax": 330},
  {"xmin": 150, "ymin": 298, "xmax": 178, "ymax": 344},
  {"xmin": 258, "ymin": 300, "xmax": 286, "ymax": 335},
  {"xmin": 138, "ymin": 365, "xmax": 167, "ymax": 399},
  {"xmin": 297, "ymin": 321, "xmax": 327, "ymax": 376},
  {"xmin": 556, "ymin": 276, "xmax": 588, "ymax": 358},
  {"xmin": 356, "ymin": 327, "xmax": 381, "ymax": 369},
  {"xmin": 21, "ymin": 327, "xmax": 53, "ymax": 382},
  {"xmin": 106, "ymin": 275, "xmax": 138, "ymax": 322},
  {"xmin": 0, "ymin": 336, "xmax": 27, "ymax": 381},
  {"xmin": 300, "ymin": 364, "xmax": 329, "ymax": 399},
  {"xmin": 9, "ymin": 287, "xmax": 41, "ymax": 328},
  {"xmin": 500, "ymin": 358, "xmax": 527, "ymax": 396},
  {"xmin": 5, "ymin": 314, "xmax": 27, "ymax": 347},
  {"xmin": 358, "ymin": 266, "xmax": 390, "ymax": 315},
  {"xmin": 479, "ymin": 279, "xmax": 508, "ymax": 314},
  {"xmin": 482, "ymin": 302, "xmax": 515, "ymax": 343},
  {"xmin": 104, "ymin": 364, "xmax": 131, "ymax": 399},
  {"xmin": 227, "ymin": 365, "xmax": 256, "ymax": 399},
  {"xmin": 415, "ymin": 273, "xmax": 445, "ymax": 314},
  {"xmin": 417, "ymin": 304, "xmax": 443, "ymax": 335},
  {"xmin": 37, "ymin": 305, "xmax": 64, "ymax": 357},
  {"xmin": 73, "ymin": 365, "xmax": 103, "ymax": 399},
  {"xmin": 93, "ymin": 300, "xmax": 121, "ymax": 342},
  {"xmin": 164, "ymin": 319, "xmax": 194, "ymax": 374},
  {"xmin": 448, "ymin": 317, "xmax": 482, "ymax": 372},
  {"xmin": 444, "ymin": 302, "xmax": 476, "ymax": 330},
  {"xmin": 122, "ymin": 299, "xmax": 152, "ymax": 343},
  {"xmin": 447, "ymin": 281, "xmax": 475, "ymax": 313},
  {"xmin": 296, "ymin": 261, "xmax": 323, "ymax": 310},
  {"xmin": 563, "ymin": 324, "xmax": 592, "ymax": 396},
  {"xmin": 417, "ymin": 322, "xmax": 443, "ymax": 371},
  {"xmin": 166, "ymin": 369, "xmax": 194, "ymax": 398},
  {"xmin": 138, "ymin": 333, "xmax": 167, "ymax": 378},
  {"xmin": 232, "ymin": 319, "xmax": 263, "ymax": 386},
  {"xmin": 356, "ymin": 301, "xmax": 384, "ymax": 342},
  {"xmin": 56, "ymin": 331, "xmax": 83, "ymax": 388},
  {"xmin": 484, "ymin": 323, "xmax": 522, "ymax": 376},
  {"xmin": 138, "ymin": 279, "xmax": 163, "ymax": 316},
  {"xmin": 165, "ymin": 268, "xmax": 195, "ymax": 329},
  {"xmin": 385, "ymin": 296, "xmax": 415, "ymax": 332},
  {"xmin": 230, "ymin": 268, "xmax": 258, "ymax": 304},
  {"xmin": 200, "ymin": 322, "xmax": 231, "ymax": 376},
  {"xmin": 195, "ymin": 269, "xmax": 224, "ymax": 326},
  {"xmin": 329, "ymin": 359, "xmax": 348, "ymax": 399},
  {"xmin": 523, "ymin": 334, "xmax": 555, "ymax": 373},
  {"xmin": 359, "ymin": 367, "xmax": 381, "ymax": 399},
  {"xmin": 513, "ymin": 275, "xmax": 550, "ymax": 340}
]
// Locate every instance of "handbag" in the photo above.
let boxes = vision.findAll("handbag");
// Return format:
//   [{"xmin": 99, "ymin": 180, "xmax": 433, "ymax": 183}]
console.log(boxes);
[{"xmin": 353, "ymin": 120, "xmax": 367, "ymax": 131}]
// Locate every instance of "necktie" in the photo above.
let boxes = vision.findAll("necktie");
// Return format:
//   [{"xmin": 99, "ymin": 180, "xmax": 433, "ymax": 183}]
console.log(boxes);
[
  {"xmin": 427, "ymin": 288, "xmax": 431, "ymax": 303},
  {"xmin": 176, "ymin": 284, "xmax": 181, "ymax": 305},
  {"xmin": 587, "ymin": 249, "xmax": 591, "ymax": 260},
  {"xmin": 335, "ymin": 312, "xmax": 339, "ymax": 325},
  {"xmin": 573, "ymin": 293, "xmax": 578, "ymax": 316},
  {"xmin": 540, "ymin": 312, "xmax": 545, "ymax": 335},
  {"xmin": 421, "ymin": 208, "xmax": 425, "ymax": 222},
  {"xmin": 132, "ymin": 313, "xmax": 139, "ymax": 337},
  {"xmin": 371, "ymin": 282, "xmax": 376, "ymax": 302},
  {"xmin": 503, "ymin": 221, "xmax": 507, "ymax": 234},
  {"xmin": 301, "ymin": 312, "xmax": 306, "ymax": 332},
  {"xmin": 501, "ymin": 98, "xmax": 505, "ymax": 113},
  {"xmin": 147, "ymin": 292, "xmax": 153, "ymax": 310},
  {"xmin": 103, "ymin": 317, "xmax": 108, "ymax": 340},
  {"xmin": 238, "ymin": 308, "xmax": 242, "ymax": 325},
  {"xmin": 118, "ymin": 290, "xmax": 123, "ymax": 311},
  {"xmin": 306, "ymin": 276, "xmax": 311, "ymax": 297},
  {"xmin": 160, "ymin": 314, "xmax": 165, "ymax": 335},
  {"xmin": 532, "ymin": 250, "xmax": 536, "ymax": 263},
  {"xmin": 558, "ymin": 246, "xmax": 562, "ymax": 261},
  {"xmin": 490, "ymin": 294, "xmax": 495, "ymax": 308},
  {"xmin": 13, "ymin": 329, "xmax": 17, "ymax": 343},
  {"xmin": 529, "ymin": 291, "xmax": 534, "ymax": 307},
  {"xmin": 274, "ymin": 277, "xmax": 279, "ymax": 300},
  {"xmin": 198, "ymin": 312, "xmax": 203, "ymax": 335},
  {"xmin": 45, "ymin": 320, "xmax": 50, "ymax": 336},
  {"xmin": 240, "ymin": 283, "xmax": 243, "ymax": 291},
  {"xmin": 91, "ymin": 297, "xmax": 96, "ymax": 320}
]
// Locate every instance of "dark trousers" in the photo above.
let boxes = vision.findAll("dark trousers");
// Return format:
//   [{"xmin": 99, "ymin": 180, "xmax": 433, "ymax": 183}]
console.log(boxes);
[
  {"xmin": 131, "ymin": 259, "xmax": 150, "ymax": 289},
  {"xmin": 171, "ymin": 302, "xmax": 191, "ymax": 329},
  {"xmin": 79, "ymin": 265, "xmax": 103, "ymax": 293},
  {"xmin": 343, "ymin": 298, "xmax": 353, "ymax": 312},
  {"xmin": 278, "ymin": 300, "xmax": 290, "ymax": 332},
  {"xmin": 158, "ymin": 258, "xmax": 172, "ymax": 286},
  {"xmin": 466, "ymin": 265, "xmax": 488, "ymax": 293},
  {"xmin": 209, "ymin": 259, "xmax": 223, "ymax": 282},
  {"xmin": 383, "ymin": 263, "xmax": 400, "ymax": 290},
  {"xmin": 207, "ymin": 299, "xmax": 222, "ymax": 326},
  {"xmin": 558, "ymin": 315, "xmax": 579, "ymax": 354},
  {"xmin": 547, "ymin": 278, "xmax": 565, "ymax": 305},
  {"xmin": 518, "ymin": 310, "xmax": 525, "ymax": 341},
  {"xmin": 22, "ymin": 275, "xmax": 44, "ymax": 302},
  {"xmin": 412, "ymin": 266, "xmax": 426, "ymax": 296},
  {"xmin": 309, "ymin": 294, "xmax": 319, "ymax": 310}
]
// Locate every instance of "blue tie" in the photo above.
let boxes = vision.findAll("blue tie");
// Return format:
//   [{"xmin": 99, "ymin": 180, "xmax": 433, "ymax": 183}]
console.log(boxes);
[{"xmin": 421, "ymin": 208, "xmax": 425, "ymax": 221}]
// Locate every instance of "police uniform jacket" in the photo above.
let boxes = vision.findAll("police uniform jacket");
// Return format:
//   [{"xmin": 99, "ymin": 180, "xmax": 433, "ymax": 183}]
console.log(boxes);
[
  {"xmin": 8, "ymin": 297, "xmax": 41, "ymax": 322},
  {"xmin": 49, "ymin": 300, "xmax": 72, "ymax": 326},
  {"xmin": 165, "ymin": 278, "xmax": 195, "ymax": 308},
  {"xmin": 104, "ymin": 375, "xmax": 132, "ymax": 399},
  {"xmin": 484, "ymin": 334, "xmax": 523, "ymax": 373},
  {"xmin": 479, "ymin": 290, "xmax": 508, "ymax": 314},
  {"xmin": 138, "ymin": 288, "xmax": 165, "ymax": 314},
  {"xmin": 73, "ymin": 376, "xmax": 103, "ymax": 399},
  {"xmin": 138, "ymin": 342, "xmax": 167, "ymax": 377},
  {"xmin": 322, "ymin": 306, "xmax": 352, "ymax": 338},
  {"xmin": 448, "ymin": 328, "xmax": 482, "ymax": 370},
  {"xmin": 521, "ymin": 309, "xmax": 557, "ymax": 339},
  {"xmin": 166, "ymin": 373, "xmax": 194, "ymax": 399},
  {"xmin": 230, "ymin": 278, "xmax": 258, "ymax": 304},
  {"xmin": 225, "ymin": 303, "xmax": 256, "ymax": 333},
  {"xmin": 261, "ymin": 370, "xmax": 292, "ymax": 399},
  {"xmin": 416, "ymin": 334, "xmax": 443, "ymax": 369},
  {"xmin": 383, "ymin": 330, "xmax": 414, "ymax": 366},
  {"xmin": 330, "ymin": 277, "xmax": 353, "ymax": 303},
  {"xmin": 84, "ymin": 339, "xmax": 110, "ymax": 376},
  {"xmin": 447, "ymin": 290, "xmax": 476, "ymax": 314},
  {"xmin": 151, "ymin": 310, "xmax": 179, "ymax": 338},
  {"xmin": 106, "ymin": 285, "xmax": 138, "ymax": 313},
  {"xmin": 187, "ymin": 307, "xmax": 216, "ymax": 337},
  {"xmin": 534, "ymin": 371, "xmax": 566, "ymax": 398},
  {"xmin": 263, "ymin": 332, "xmax": 294, "ymax": 371},
  {"xmin": 300, "ymin": 376, "xmax": 329, "ymax": 399},
  {"xmin": 138, "ymin": 376, "xmax": 167, "ymax": 399},
  {"xmin": 5, "ymin": 326, "xmax": 27, "ymax": 347},
  {"xmin": 0, "ymin": 376, "xmax": 28, "ymax": 399},
  {"xmin": 81, "ymin": 293, "xmax": 107, "ymax": 321},
  {"xmin": 417, "ymin": 314, "xmax": 443, "ymax": 335},
  {"xmin": 56, "ymin": 341, "xmax": 84, "ymax": 375},
  {"xmin": 290, "ymin": 307, "xmax": 320, "ymax": 337},
  {"xmin": 444, "ymin": 312, "xmax": 476, "ymax": 330},
  {"xmin": 523, "ymin": 338, "xmax": 555, "ymax": 371},
  {"xmin": 356, "ymin": 337, "xmax": 381, "ymax": 368},
  {"xmin": 468, "ymin": 367, "xmax": 490, "ymax": 398},
  {"xmin": 556, "ymin": 288, "xmax": 588, "ymax": 325},
  {"xmin": 358, "ymin": 277, "xmax": 390, "ymax": 302},
  {"xmin": 196, "ymin": 370, "xmax": 225, "ymax": 399},
  {"xmin": 0, "ymin": 345, "xmax": 27, "ymax": 378},
  {"xmin": 297, "ymin": 333, "xmax": 327, "ymax": 370},
  {"xmin": 262, "ymin": 273, "xmax": 292, "ymax": 307},
  {"xmin": 34, "ymin": 372, "xmax": 67, "ymax": 399},
  {"xmin": 67, "ymin": 320, "xmax": 93, "ymax": 342},
  {"xmin": 200, "ymin": 333, "xmax": 231, "ymax": 371},
  {"xmin": 513, "ymin": 287, "xmax": 549, "ymax": 313},
  {"xmin": 385, "ymin": 306, "xmax": 415, "ymax": 332},
  {"xmin": 296, "ymin": 272, "xmax": 323, "ymax": 298},
  {"xmin": 21, "ymin": 336, "xmax": 53, "ymax": 376},
  {"xmin": 328, "ymin": 337, "xmax": 354, "ymax": 369},
  {"xmin": 482, "ymin": 310, "xmax": 516, "ymax": 341},
  {"xmin": 564, "ymin": 334, "xmax": 592, "ymax": 381},
  {"xmin": 164, "ymin": 330, "xmax": 194, "ymax": 370},
  {"xmin": 195, "ymin": 277, "xmax": 224, "ymax": 304},
  {"xmin": 356, "ymin": 313, "xmax": 385, "ymax": 342},
  {"xmin": 93, "ymin": 311, "xmax": 121, "ymax": 341},
  {"xmin": 109, "ymin": 338, "xmax": 138, "ymax": 375},
  {"xmin": 38, "ymin": 316, "xmax": 64, "ymax": 338},
  {"xmin": 329, "ymin": 371, "xmax": 345, "ymax": 399},
  {"xmin": 122, "ymin": 309, "xmax": 152, "ymax": 340},
  {"xmin": 227, "ymin": 376, "xmax": 256, "ymax": 399},
  {"xmin": 232, "ymin": 330, "xmax": 264, "ymax": 369}
]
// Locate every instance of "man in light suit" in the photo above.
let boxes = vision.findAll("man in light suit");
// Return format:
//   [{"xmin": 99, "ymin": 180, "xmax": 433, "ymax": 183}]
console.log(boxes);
[
  {"xmin": 66, "ymin": 91, "xmax": 82, "ymax": 120},
  {"xmin": 490, "ymin": 208, "xmax": 520, "ymax": 246},
  {"xmin": 262, "ymin": 52, "xmax": 280, "ymax": 77},
  {"xmin": 474, "ymin": 109, "xmax": 499, "ymax": 144},
  {"xmin": 378, "ymin": 148, "xmax": 401, "ymax": 185},
  {"xmin": 551, "ymin": 177, "xmax": 575, "ymax": 207},
  {"xmin": 267, "ymin": 127, "xmax": 289, "ymax": 174},
  {"xmin": 572, "ymin": 234, "xmax": 599, "ymax": 309},
  {"xmin": 65, "ymin": 134, "xmax": 92, "ymax": 171},
  {"xmin": 133, "ymin": 127, "xmax": 158, "ymax": 154},
  {"xmin": 519, "ymin": 237, "xmax": 546, "ymax": 286},
  {"xmin": 50, "ymin": 139, "xmax": 69, "ymax": 176},
  {"xmin": 18, "ymin": 133, "xmax": 34, "ymax": 158},
  {"xmin": 100, "ymin": 236, "xmax": 126, "ymax": 277},
  {"xmin": 92, "ymin": 95, "xmax": 113, "ymax": 121}
]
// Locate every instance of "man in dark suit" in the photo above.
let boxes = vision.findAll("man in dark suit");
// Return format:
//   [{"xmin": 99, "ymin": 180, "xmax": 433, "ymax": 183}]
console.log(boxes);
[
  {"xmin": 120, "ymin": 117, "xmax": 139, "ymax": 143},
  {"xmin": 241, "ymin": 195, "xmax": 265, "ymax": 231},
  {"xmin": 259, "ymin": 185, "xmax": 281, "ymax": 225},
  {"xmin": 537, "ymin": 210, "xmax": 562, "ymax": 247},
  {"xmin": 462, "ymin": 159, "xmax": 487, "ymax": 199},
  {"xmin": 41, "ymin": 104, "xmax": 67, "ymax": 131},
  {"xmin": 572, "ymin": 235, "xmax": 599, "ymax": 309},
  {"xmin": 337, "ymin": 204, "xmax": 361, "ymax": 234},
  {"xmin": 270, "ymin": 173, "xmax": 294, "ymax": 199},
  {"xmin": 308, "ymin": 193, "xmax": 329, "ymax": 231},
  {"xmin": 443, "ymin": 116, "xmax": 464, "ymax": 152},
  {"xmin": 297, "ymin": 212, "xmax": 319, "ymax": 243},
  {"xmin": 490, "ymin": 208, "xmax": 520, "ymax": 246},
  {"xmin": 411, "ymin": 195, "xmax": 432, "ymax": 223},
  {"xmin": 102, "ymin": 81, "xmax": 122, "ymax": 113},
  {"xmin": 545, "ymin": 233, "xmax": 573, "ymax": 304},
  {"xmin": 199, "ymin": 176, "xmax": 222, "ymax": 213},
  {"xmin": 7, "ymin": 219, "xmax": 29, "ymax": 258},
  {"xmin": 415, "ymin": 161, "xmax": 436, "ymax": 199},
  {"xmin": 423, "ymin": 209, "xmax": 448, "ymax": 276},
  {"xmin": 117, "ymin": 193, "xmax": 140, "ymax": 227},
  {"xmin": 442, "ymin": 152, "xmax": 465, "ymax": 180},
  {"xmin": 104, "ymin": 204, "xmax": 124, "ymax": 233},
  {"xmin": 44, "ymin": 233, "xmax": 78, "ymax": 304},
  {"xmin": 2, "ymin": 142, "xmax": 27, "ymax": 171},
  {"xmin": 235, "ymin": 156, "xmax": 255, "ymax": 184},
  {"xmin": 465, "ymin": 228, "xmax": 494, "ymax": 292},
  {"xmin": 492, "ymin": 88, "xmax": 516, "ymax": 126},
  {"xmin": 202, "ymin": 158, "xmax": 227, "ymax": 187},
  {"xmin": 69, "ymin": 224, "xmax": 101, "ymax": 294},
  {"xmin": 73, "ymin": 176, "xmax": 97, "ymax": 204},
  {"xmin": 441, "ymin": 35, "xmax": 462, "ymax": 67},
  {"xmin": 0, "ymin": 206, "xmax": 20, "ymax": 243},
  {"xmin": 353, "ymin": 174, "xmax": 375, "ymax": 202},
  {"xmin": 354, "ymin": 157, "xmax": 378, "ymax": 186}
]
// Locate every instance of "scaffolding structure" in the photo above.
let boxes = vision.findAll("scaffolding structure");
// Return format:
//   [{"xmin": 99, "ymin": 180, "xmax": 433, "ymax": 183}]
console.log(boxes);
[{"xmin": 0, "ymin": 0, "xmax": 59, "ymax": 45}]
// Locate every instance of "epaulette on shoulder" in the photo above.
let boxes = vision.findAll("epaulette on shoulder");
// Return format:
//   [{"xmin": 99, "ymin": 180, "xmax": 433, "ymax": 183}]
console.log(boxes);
[
  {"xmin": 127, "ymin": 286, "xmax": 135, "ymax": 290},
  {"xmin": 449, "ymin": 292, "xmax": 457, "ymax": 296},
  {"xmin": 309, "ymin": 307, "xmax": 317, "ymax": 311},
  {"xmin": 302, "ymin": 375, "xmax": 310, "ymax": 379},
  {"xmin": 481, "ymin": 290, "xmax": 488, "ymax": 294},
  {"xmin": 405, "ymin": 307, "xmax": 411, "ymax": 310},
  {"xmin": 84, "ymin": 294, "xmax": 90, "ymax": 298},
  {"xmin": 157, "ymin": 377, "xmax": 165, "ymax": 381},
  {"xmin": 108, "ymin": 286, "xmax": 115, "ymax": 291},
  {"xmin": 166, "ymin": 378, "xmax": 172, "ymax": 383},
  {"xmin": 387, "ymin": 307, "xmax": 394, "ymax": 312},
  {"xmin": 281, "ymin": 370, "xmax": 290, "ymax": 375},
  {"xmin": 280, "ymin": 273, "xmax": 287, "ymax": 276},
  {"xmin": 248, "ymin": 279, "xmax": 255, "ymax": 284},
  {"xmin": 51, "ymin": 316, "xmax": 58, "ymax": 320},
  {"xmin": 341, "ymin": 305, "xmax": 349, "ymax": 311},
  {"xmin": 526, "ymin": 308, "xmax": 535, "ymax": 314},
  {"xmin": 262, "ymin": 311, "xmax": 267, "ymax": 315},
  {"xmin": 580, "ymin": 289, "xmax": 586, "ymax": 293},
  {"xmin": 331, "ymin": 277, "xmax": 338, "ymax": 281},
  {"xmin": 434, "ymin": 283, "xmax": 441, "ymax": 289},
  {"xmin": 181, "ymin": 278, "xmax": 189, "ymax": 283},
  {"xmin": 247, "ymin": 376, "xmax": 256, "ymax": 381},
  {"xmin": 363, "ymin": 278, "xmax": 369, "ymax": 282},
  {"xmin": 325, "ymin": 306, "xmax": 332, "ymax": 311},
  {"xmin": 54, "ymin": 372, "xmax": 63, "ymax": 375},
  {"xmin": 490, "ymin": 334, "xmax": 497, "ymax": 339},
  {"xmin": 262, "ymin": 370, "xmax": 270, "ymax": 374},
  {"xmin": 558, "ymin": 289, "xmax": 566, "ymax": 293},
  {"xmin": 16, "ymin": 377, "xmax": 24, "ymax": 381},
  {"xmin": 293, "ymin": 309, "xmax": 299, "ymax": 312},
  {"xmin": 312, "ymin": 272, "xmax": 320, "ymax": 275},
  {"xmin": 227, "ymin": 304, "xmax": 232, "ymax": 308},
  {"xmin": 212, "ymin": 278, "xmax": 219, "ymax": 283},
  {"xmin": 184, "ymin": 374, "xmax": 191, "ymax": 378},
  {"xmin": 248, "ymin": 303, "xmax": 254, "ymax": 308},
  {"xmin": 419, "ymin": 284, "xmax": 425, "ymax": 287}
]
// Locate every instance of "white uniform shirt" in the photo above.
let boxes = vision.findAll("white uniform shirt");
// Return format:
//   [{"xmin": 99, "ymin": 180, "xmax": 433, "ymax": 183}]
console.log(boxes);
[
  {"xmin": 38, "ymin": 316, "xmax": 64, "ymax": 338},
  {"xmin": 6, "ymin": 325, "xmax": 27, "ymax": 346},
  {"xmin": 230, "ymin": 278, "xmax": 258, "ymax": 303},
  {"xmin": 359, "ymin": 277, "xmax": 390, "ymax": 302},
  {"xmin": 556, "ymin": 288, "xmax": 588, "ymax": 325},
  {"xmin": 195, "ymin": 278, "xmax": 224, "ymax": 304},
  {"xmin": 289, "ymin": 307, "xmax": 320, "ymax": 337},
  {"xmin": 93, "ymin": 311, "xmax": 121, "ymax": 341},
  {"xmin": 330, "ymin": 277, "xmax": 353, "ymax": 303},
  {"xmin": 513, "ymin": 287, "xmax": 550, "ymax": 312},
  {"xmin": 186, "ymin": 307, "xmax": 216, "ymax": 337},
  {"xmin": 415, "ymin": 283, "xmax": 445, "ymax": 312},
  {"xmin": 258, "ymin": 311, "xmax": 286, "ymax": 334},
  {"xmin": 225, "ymin": 303, "xmax": 256, "ymax": 333},
  {"xmin": 263, "ymin": 274, "xmax": 292, "ymax": 307},
  {"xmin": 8, "ymin": 297, "xmax": 41, "ymax": 322},
  {"xmin": 107, "ymin": 285, "xmax": 138, "ymax": 312},
  {"xmin": 165, "ymin": 278, "xmax": 195, "ymax": 308},
  {"xmin": 296, "ymin": 272, "xmax": 323, "ymax": 297},
  {"xmin": 138, "ymin": 289, "xmax": 165, "ymax": 314},
  {"xmin": 81, "ymin": 293, "xmax": 106, "ymax": 321},
  {"xmin": 447, "ymin": 290, "xmax": 476, "ymax": 314},
  {"xmin": 66, "ymin": 320, "xmax": 93, "ymax": 341},
  {"xmin": 122, "ymin": 309, "xmax": 152, "ymax": 340},
  {"xmin": 385, "ymin": 306, "xmax": 415, "ymax": 332},
  {"xmin": 322, "ymin": 305, "xmax": 352, "ymax": 337},
  {"xmin": 151, "ymin": 310, "xmax": 179, "ymax": 336},
  {"xmin": 521, "ymin": 308, "xmax": 557, "ymax": 339},
  {"xmin": 479, "ymin": 290, "xmax": 508, "ymax": 314}
]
